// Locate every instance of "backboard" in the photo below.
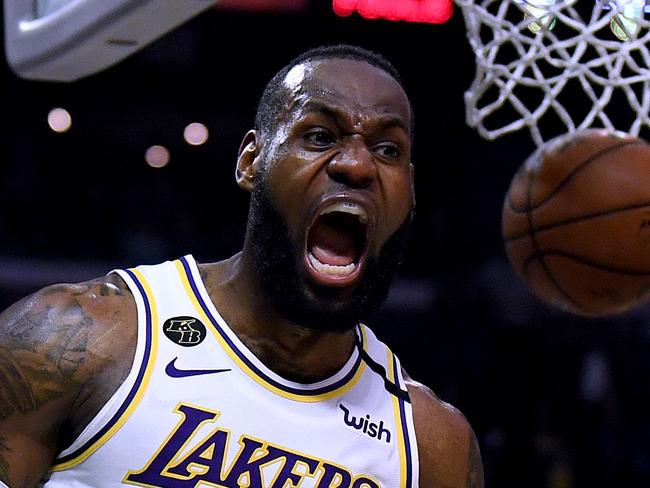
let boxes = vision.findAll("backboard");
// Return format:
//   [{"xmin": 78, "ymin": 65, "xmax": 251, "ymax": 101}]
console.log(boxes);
[{"xmin": 4, "ymin": 0, "xmax": 217, "ymax": 82}]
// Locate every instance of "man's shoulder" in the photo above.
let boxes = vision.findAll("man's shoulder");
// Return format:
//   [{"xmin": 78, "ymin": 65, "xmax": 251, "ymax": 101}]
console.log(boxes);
[
  {"xmin": 0, "ymin": 272, "xmax": 135, "ymax": 348},
  {"xmin": 405, "ymin": 375, "xmax": 484, "ymax": 488},
  {"xmin": 0, "ymin": 274, "xmax": 138, "ymax": 486},
  {"xmin": 0, "ymin": 273, "xmax": 137, "ymax": 417}
]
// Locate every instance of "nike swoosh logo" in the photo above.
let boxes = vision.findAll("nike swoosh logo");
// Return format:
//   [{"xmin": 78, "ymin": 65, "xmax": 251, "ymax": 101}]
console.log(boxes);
[{"xmin": 165, "ymin": 357, "xmax": 231, "ymax": 378}]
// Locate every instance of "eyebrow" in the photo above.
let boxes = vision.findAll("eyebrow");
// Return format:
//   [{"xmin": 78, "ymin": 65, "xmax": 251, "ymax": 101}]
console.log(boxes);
[{"xmin": 297, "ymin": 99, "xmax": 411, "ymax": 135}]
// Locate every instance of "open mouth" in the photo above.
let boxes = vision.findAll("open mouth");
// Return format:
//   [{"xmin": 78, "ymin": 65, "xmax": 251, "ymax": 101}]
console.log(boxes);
[{"xmin": 305, "ymin": 200, "xmax": 370, "ymax": 286}]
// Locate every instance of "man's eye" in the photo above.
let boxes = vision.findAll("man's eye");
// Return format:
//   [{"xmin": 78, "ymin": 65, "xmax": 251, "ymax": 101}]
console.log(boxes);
[
  {"xmin": 374, "ymin": 143, "xmax": 401, "ymax": 159},
  {"xmin": 305, "ymin": 130, "xmax": 335, "ymax": 146}
]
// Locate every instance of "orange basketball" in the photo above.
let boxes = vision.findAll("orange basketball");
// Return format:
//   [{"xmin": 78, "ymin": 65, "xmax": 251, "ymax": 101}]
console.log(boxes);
[{"xmin": 502, "ymin": 129, "xmax": 650, "ymax": 316}]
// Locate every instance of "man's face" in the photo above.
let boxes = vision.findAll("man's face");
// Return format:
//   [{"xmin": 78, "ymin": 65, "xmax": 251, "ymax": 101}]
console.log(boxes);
[{"xmin": 245, "ymin": 58, "xmax": 414, "ymax": 330}]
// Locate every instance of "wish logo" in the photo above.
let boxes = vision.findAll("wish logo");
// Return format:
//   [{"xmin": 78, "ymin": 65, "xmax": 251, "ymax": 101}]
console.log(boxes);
[
  {"xmin": 163, "ymin": 316, "xmax": 206, "ymax": 346},
  {"xmin": 339, "ymin": 404, "xmax": 392, "ymax": 444}
]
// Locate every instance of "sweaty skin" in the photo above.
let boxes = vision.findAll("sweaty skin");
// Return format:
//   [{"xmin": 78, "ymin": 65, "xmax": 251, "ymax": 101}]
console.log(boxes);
[{"xmin": 0, "ymin": 58, "xmax": 483, "ymax": 488}]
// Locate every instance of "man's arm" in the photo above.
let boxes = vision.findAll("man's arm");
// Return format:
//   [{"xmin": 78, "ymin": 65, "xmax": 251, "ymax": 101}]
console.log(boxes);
[
  {"xmin": 0, "ymin": 276, "xmax": 134, "ymax": 488},
  {"xmin": 406, "ymin": 375, "xmax": 485, "ymax": 488}
]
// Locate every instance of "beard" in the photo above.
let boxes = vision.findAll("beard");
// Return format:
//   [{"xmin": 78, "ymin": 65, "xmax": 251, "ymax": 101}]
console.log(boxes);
[{"xmin": 246, "ymin": 178, "xmax": 412, "ymax": 333}]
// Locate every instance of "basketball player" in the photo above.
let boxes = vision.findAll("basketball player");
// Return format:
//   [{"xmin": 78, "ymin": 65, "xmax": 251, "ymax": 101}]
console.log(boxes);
[{"xmin": 0, "ymin": 45, "xmax": 483, "ymax": 487}]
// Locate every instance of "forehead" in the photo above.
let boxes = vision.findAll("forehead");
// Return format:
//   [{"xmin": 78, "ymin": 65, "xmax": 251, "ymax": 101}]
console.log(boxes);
[{"xmin": 282, "ymin": 58, "xmax": 412, "ymax": 129}]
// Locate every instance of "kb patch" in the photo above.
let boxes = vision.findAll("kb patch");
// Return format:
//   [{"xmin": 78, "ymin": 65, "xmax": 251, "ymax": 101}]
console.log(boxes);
[{"xmin": 163, "ymin": 316, "xmax": 207, "ymax": 347}]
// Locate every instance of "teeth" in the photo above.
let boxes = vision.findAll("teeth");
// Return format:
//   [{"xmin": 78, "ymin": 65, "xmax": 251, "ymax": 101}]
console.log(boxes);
[
  {"xmin": 308, "ymin": 253, "xmax": 356, "ymax": 276},
  {"xmin": 321, "ymin": 202, "xmax": 368, "ymax": 224}
]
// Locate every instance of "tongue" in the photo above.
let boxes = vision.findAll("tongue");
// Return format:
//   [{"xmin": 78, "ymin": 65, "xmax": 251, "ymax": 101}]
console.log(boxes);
[{"xmin": 309, "ymin": 219, "xmax": 358, "ymax": 266}]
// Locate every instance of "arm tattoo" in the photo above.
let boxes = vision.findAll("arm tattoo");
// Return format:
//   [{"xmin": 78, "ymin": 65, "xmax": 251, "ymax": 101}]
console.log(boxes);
[
  {"xmin": 0, "ymin": 291, "xmax": 91, "ymax": 421},
  {"xmin": 466, "ymin": 430, "xmax": 485, "ymax": 488}
]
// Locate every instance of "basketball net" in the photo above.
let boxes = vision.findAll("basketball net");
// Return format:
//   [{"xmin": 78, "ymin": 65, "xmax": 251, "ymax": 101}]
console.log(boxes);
[{"xmin": 455, "ymin": 0, "xmax": 650, "ymax": 148}]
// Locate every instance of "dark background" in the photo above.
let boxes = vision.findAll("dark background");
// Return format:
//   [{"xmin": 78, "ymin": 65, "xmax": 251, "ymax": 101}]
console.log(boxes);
[{"xmin": 3, "ymin": 2, "xmax": 650, "ymax": 486}]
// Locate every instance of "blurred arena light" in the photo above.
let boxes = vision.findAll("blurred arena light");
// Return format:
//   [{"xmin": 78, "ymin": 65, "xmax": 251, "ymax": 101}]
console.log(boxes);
[
  {"xmin": 47, "ymin": 107, "xmax": 72, "ymax": 133},
  {"xmin": 183, "ymin": 122, "xmax": 209, "ymax": 146},
  {"xmin": 4, "ymin": 0, "xmax": 219, "ymax": 82},
  {"xmin": 332, "ymin": 0, "xmax": 453, "ymax": 23},
  {"xmin": 145, "ymin": 145, "xmax": 170, "ymax": 168}
]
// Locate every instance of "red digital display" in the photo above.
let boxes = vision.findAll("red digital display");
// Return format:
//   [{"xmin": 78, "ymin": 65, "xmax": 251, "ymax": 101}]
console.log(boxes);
[{"xmin": 333, "ymin": 0, "xmax": 453, "ymax": 24}]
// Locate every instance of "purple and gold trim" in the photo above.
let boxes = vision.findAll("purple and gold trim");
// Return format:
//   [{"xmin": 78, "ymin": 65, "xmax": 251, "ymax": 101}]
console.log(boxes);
[
  {"xmin": 394, "ymin": 354, "xmax": 415, "ymax": 488},
  {"xmin": 177, "ymin": 255, "xmax": 367, "ymax": 402},
  {"xmin": 50, "ymin": 268, "xmax": 158, "ymax": 470},
  {"xmin": 387, "ymin": 351, "xmax": 416, "ymax": 488}
]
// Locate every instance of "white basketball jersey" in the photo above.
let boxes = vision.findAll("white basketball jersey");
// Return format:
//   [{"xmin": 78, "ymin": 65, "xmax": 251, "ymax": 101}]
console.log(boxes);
[{"xmin": 44, "ymin": 255, "xmax": 419, "ymax": 488}]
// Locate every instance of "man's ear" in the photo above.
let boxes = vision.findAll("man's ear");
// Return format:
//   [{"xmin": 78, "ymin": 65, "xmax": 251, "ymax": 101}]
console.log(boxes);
[{"xmin": 236, "ymin": 130, "xmax": 263, "ymax": 192}]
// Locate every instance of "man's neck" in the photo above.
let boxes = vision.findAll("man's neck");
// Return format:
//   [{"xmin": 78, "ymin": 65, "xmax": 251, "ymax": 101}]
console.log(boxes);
[{"xmin": 198, "ymin": 253, "xmax": 356, "ymax": 383}]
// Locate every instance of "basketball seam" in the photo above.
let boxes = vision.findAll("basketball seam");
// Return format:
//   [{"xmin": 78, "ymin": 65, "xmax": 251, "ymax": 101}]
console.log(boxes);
[
  {"xmin": 507, "ymin": 140, "xmax": 643, "ymax": 214},
  {"xmin": 523, "ymin": 159, "xmax": 596, "ymax": 315},
  {"xmin": 503, "ymin": 201, "xmax": 650, "ymax": 242},
  {"xmin": 521, "ymin": 251, "xmax": 594, "ymax": 315},
  {"xmin": 523, "ymin": 250, "xmax": 650, "ymax": 276}
]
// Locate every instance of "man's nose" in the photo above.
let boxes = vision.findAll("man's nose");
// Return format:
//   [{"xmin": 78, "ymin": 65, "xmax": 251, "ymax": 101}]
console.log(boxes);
[{"xmin": 326, "ymin": 138, "xmax": 376, "ymax": 188}]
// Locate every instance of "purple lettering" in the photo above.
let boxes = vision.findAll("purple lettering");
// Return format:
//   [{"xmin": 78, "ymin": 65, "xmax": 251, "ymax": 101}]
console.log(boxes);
[
  {"xmin": 268, "ymin": 446, "xmax": 320, "ymax": 488},
  {"xmin": 352, "ymin": 478, "xmax": 381, "ymax": 488},
  {"xmin": 221, "ymin": 437, "xmax": 280, "ymax": 486},
  {"xmin": 317, "ymin": 463, "xmax": 352, "ymax": 488},
  {"xmin": 165, "ymin": 430, "xmax": 229, "ymax": 481},
  {"xmin": 125, "ymin": 404, "xmax": 219, "ymax": 487},
  {"xmin": 125, "ymin": 403, "xmax": 382, "ymax": 488}
]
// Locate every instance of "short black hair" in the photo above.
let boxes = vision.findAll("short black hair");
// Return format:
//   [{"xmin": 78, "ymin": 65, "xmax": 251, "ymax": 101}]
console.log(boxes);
[{"xmin": 254, "ymin": 44, "xmax": 411, "ymax": 137}]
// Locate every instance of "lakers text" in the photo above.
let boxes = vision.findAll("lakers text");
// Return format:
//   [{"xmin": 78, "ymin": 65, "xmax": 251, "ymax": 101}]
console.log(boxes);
[{"xmin": 124, "ymin": 403, "xmax": 381, "ymax": 488}]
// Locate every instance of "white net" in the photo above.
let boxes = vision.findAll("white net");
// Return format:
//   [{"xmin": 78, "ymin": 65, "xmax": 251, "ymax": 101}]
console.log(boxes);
[{"xmin": 455, "ymin": 0, "xmax": 650, "ymax": 147}]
